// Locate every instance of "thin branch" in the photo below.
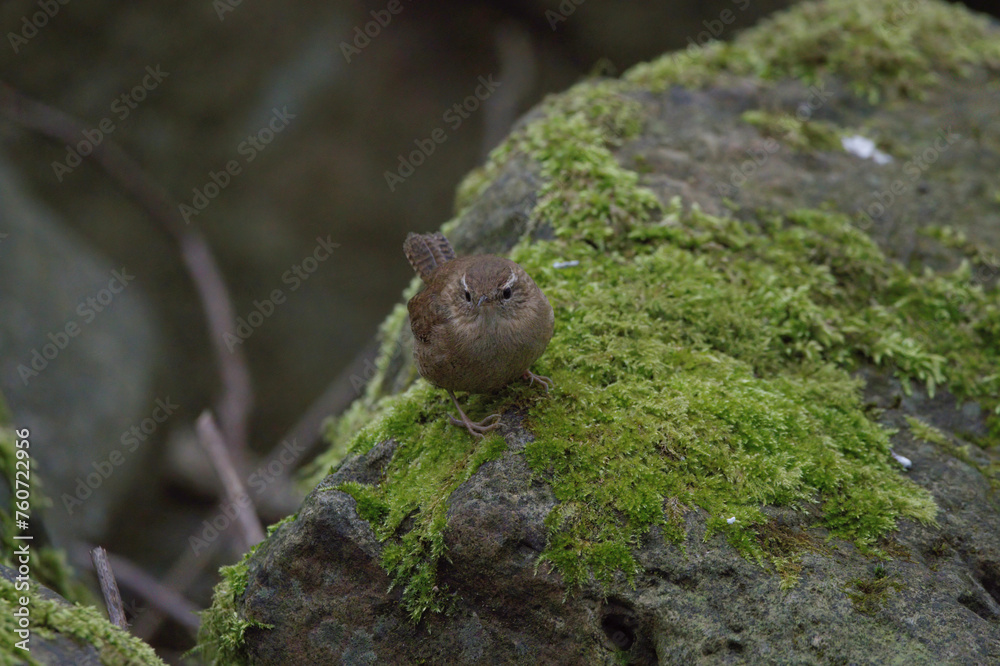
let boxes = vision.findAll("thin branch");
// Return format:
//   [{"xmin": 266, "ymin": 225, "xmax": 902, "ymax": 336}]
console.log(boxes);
[
  {"xmin": 90, "ymin": 546, "xmax": 127, "ymax": 629},
  {"xmin": 74, "ymin": 543, "xmax": 204, "ymax": 637},
  {"xmin": 0, "ymin": 81, "xmax": 253, "ymax": 456},
  {"xmin": 104, "ymin": 551, "xmax": 201, "ymax": 633},
  {"xmin": 196, "ymin": 411, "xmax": 265, "ymax": 550}
]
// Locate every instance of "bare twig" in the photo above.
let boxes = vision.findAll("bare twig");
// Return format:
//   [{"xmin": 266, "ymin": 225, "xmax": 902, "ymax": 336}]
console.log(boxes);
[
  {"xmin": 90, "ymin": 546, "xmax": 127, "ymax": 630},
  {"xmin": 0, "ymin": 82, "xmax": 253, "ymax": 456},
  {"xmin": 104, "ymin": 551, "xmax": 201, "ymax": 633},
  {"xmin": 196, "ymin": 411, "xmax": 265, "ymax": 550},
  {"xmin": 74, "ymin": 543, "xmax": 204, "ymax": 637}
]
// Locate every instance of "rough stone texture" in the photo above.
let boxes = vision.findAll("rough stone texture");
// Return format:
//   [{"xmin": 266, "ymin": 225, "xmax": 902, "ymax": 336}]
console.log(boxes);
[
  {"xmin": 231, "ymin": 10, "xmax": 1000, "ymax": 666},
  {"xmin": 242, "ymin": 415, "xmax": 629, "ymax": 665},
  {"xmin": 240, "ymin": 396, "xmax": 1000, "ymax": 664},
  {"xmin": 620, "ymin": 75, "xmax": 1000, "ymax": 268}
]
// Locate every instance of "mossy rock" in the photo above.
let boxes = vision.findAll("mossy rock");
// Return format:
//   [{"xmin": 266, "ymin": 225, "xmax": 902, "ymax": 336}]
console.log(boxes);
[
  {"xmin": 198, "ymin": 0, "xmax": 1000, "ymax": 663},
  {"xmin": 0, "ymin": 566, "xmax": 165, "ymax": 666}
]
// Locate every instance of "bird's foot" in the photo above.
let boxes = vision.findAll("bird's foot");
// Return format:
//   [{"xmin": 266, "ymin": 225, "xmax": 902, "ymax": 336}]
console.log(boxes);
[
  {"xmin": 523, "ymin": 370, "xmax": 554, "ymax": 392},
  {"xmin": 447, "ymin": 390, "xmax": 501, "ymax": 439},
  {"xmin": 448, "ymin": 412, "xmax": 501, "ymax": 438}
]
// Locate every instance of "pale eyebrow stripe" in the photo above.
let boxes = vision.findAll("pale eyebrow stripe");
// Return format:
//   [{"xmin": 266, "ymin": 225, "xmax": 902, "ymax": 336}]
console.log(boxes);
[
  {"xmin": 502, "ymin": 270, "xmax": 518, "ymax": 290},
  {"xmin": 461, "ymin": 274, "xmax": 470, "ymax": 292}
]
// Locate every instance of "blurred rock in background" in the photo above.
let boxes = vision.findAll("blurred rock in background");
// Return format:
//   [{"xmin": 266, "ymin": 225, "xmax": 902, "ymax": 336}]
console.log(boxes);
[{"xmin": 0, "ymin": 151, "xmax": 161, "ymax": 542}]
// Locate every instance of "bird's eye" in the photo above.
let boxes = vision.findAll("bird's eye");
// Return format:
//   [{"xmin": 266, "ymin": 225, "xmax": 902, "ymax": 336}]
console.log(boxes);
[
  {"xmin": 465, "ymin": 290, "xmax": 472, "ymax": 302},
  {"xmin": 502, "ymin": 287, "xmax": 512, "ymax": 300}
]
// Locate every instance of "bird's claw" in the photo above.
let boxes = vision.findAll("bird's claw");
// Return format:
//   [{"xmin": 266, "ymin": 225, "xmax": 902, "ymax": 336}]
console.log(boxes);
[
  {"xmin": 449, "ymin": 412, "xmax": 501, "ymax": 438},
  {"xmin": 523, "ymin": 370, "xmax": 555, "ymax": 392}
]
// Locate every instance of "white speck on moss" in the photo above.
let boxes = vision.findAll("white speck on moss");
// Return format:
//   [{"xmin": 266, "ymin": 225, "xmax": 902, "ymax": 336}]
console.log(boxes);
[
  {"xmin": 842, "ymin": 135, "xmax": 893, "ymax": 164},
  {"xmin": 890, "ymin": 450, "xmax": 913, "ymax": 470}
]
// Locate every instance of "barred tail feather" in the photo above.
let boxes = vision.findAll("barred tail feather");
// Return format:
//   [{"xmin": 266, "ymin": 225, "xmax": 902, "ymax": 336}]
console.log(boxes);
[{"xmin": 403, "ymin": 232, "xmax": 456, "ymax": 283}]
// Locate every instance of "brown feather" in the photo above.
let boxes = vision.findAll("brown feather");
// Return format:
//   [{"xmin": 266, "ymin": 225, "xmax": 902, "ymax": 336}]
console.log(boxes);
[
  {"xmin": 406, "ymin": 287, "xmax": 438, "ymax": 344},
  {"xmin": 403, "ymin": 232, "xmax": 456, "ymax": 283}
]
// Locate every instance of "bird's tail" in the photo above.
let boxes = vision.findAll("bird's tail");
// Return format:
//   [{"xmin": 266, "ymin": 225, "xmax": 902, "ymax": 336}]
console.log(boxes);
[{"xmin": 403, "ymin": 232, "xmax": 456, "ymax": 283}]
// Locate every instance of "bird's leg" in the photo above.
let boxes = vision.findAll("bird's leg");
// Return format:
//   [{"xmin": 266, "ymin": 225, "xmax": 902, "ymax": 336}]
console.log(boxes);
[
  {"xmin": 447, "ymin": 390, "xmax": 501, "ymax": 438},
  {"xmin": 523, "ymin": 369, "xmax": 554, "ymax": 392}
]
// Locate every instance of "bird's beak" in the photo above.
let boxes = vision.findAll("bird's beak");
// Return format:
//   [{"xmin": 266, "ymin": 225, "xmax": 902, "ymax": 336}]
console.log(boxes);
[{"xmin": 477, "ymin": 295, "xmax": 487, "ymax": 307}]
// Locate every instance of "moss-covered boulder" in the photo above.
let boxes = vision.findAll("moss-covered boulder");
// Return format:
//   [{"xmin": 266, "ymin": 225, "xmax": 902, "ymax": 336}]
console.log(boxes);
[{"xmin": 198, "ymin": 0, "xmax": 1000, "ymax": 663}]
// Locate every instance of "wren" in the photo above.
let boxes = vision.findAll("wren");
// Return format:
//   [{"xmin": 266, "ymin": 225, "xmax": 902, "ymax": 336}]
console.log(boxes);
[{"xmin": 403, "ymin": 232, "xmax": 554, "ymax": 438}]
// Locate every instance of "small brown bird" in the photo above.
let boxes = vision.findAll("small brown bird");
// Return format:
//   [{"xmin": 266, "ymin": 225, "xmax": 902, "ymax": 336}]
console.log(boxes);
[{"xmin": 404, "ymin": 232, "xmax": 555, "ymax": 438}]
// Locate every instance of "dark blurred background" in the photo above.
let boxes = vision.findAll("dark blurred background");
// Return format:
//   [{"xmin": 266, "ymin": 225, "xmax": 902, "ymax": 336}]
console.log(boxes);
[{"xmin": 1, "ymin": 0, "xmax": 995, "ymax": 660}]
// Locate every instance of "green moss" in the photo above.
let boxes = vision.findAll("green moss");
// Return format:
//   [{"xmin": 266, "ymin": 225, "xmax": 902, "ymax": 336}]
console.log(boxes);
[
  {"xmin": 276, "ymin": 0, "xmax": 1000, "ymax": 627},
  {"xmin": 757, "ymin": 522, "xmax": 829, "ymax": 589},
  {"xmin": 327, "ymin": 382, "xmax": 509, "ymax": 621},
  {"xmin": 626, "ymin": 0, "xmax": 1000, "ymax": 101},
  {"xmin": 455, "ymin": 79, "xmax": 656, "ymax": 226},
  {"xmin": 193, "ymin": 525, "xmax": 282, "ymax": 666},
  {"xmin": 192, "ymin": 561, "xmax": 253, "ymax": 665},
  {"xmin": 0, "ymin": 575, "xmax": 164, "ymax": 665},
  {"xmin": 338, "ymin": 482, "xmax": 390, "ymax": 524},
  {"xmin": 904, "ymin": 415, "xmax": 949, "ymax": 447},
  {"xmin": 1, "ymin": 574, "xmax": 43, "ymax": 666},
  {"xmin": 740, "ymin": 110, "xmax": 843, "ymax": 152},
  {"xmin": 846, "ymin": 566, "xmax": 904, "ymax": 615},
  {"xmin": 512, "ymin": 207, "xmax": 950, "ymax": 581},
  {"xmin": 0, "ymin": 404, "xmax": 129, "ymax": 663}
]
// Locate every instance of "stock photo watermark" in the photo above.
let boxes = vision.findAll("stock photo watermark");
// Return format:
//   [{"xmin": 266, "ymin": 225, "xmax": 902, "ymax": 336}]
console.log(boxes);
[
  {"xmin": 7, "ymin": 0, "xmax": 70, "ymax": 54},
  {"xmin": 11, "ymin": 428, "xmax": 32, "ymax": 652},
  {"xmin": 188, "ymin": 438, "xmax": 307, "ymax": 555},
  {"xmin": 340, "ymin": 0, "xmax": 412, "ymax": 62},
  {"xmin": 50, "ymin": 65, "xmax": 169, "ymax": 181},
  {"xmin": 384, "ymin": 74, "xmax": 501, "ymax": 191},
  {"xmin": 179, "ymin": 106, "xmax": 296, "ymax": 223},
  {"xmin": 546, "ymin": 0, "xmax": 587, "ymax": 30},
  {"xmin": 645, "ymin": 0, "xmax": 752, "ymax": 70},
  {"xmin": 714, "ymin": 82, "xmax": 834, "ymax": 196},
  {"xmin": 16, "ymin": 268, "xmax": 134, "ymax": 385},
  {"xmin": 714, "ymin": 138, "xmax": 781, "ymax": 197},
  {"xmin": 856, "ymin": 127, "xmax": 962, "ymax": 229},
  {"xmin": 60, "ymin": 398, "xmax": 179, "ymax": 515},
  {"xmin": 223, "ymin": 235, "xmax": 340, "ymax": 351},
  {"xmin": 876, "ymin": 0, "xmax": 927, "ymax": 36}
]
